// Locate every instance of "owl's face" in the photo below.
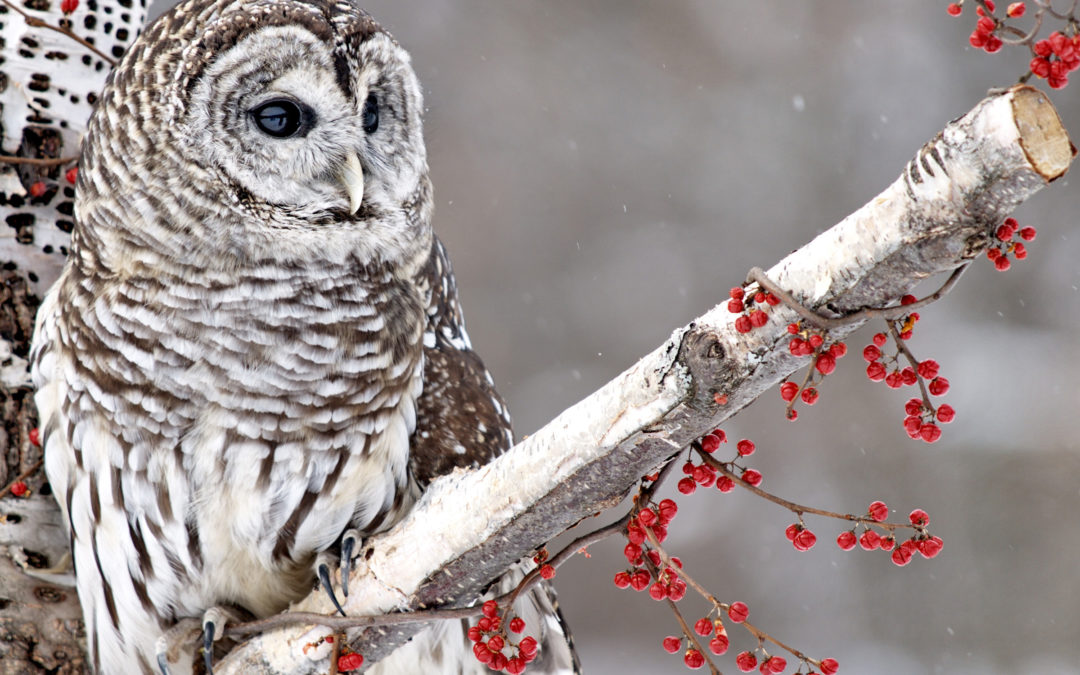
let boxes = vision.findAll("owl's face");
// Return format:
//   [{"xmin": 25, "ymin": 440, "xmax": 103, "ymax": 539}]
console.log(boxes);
[{"xmin": 77, "ymin": 0, "xmax": 432, "ymax": 270}]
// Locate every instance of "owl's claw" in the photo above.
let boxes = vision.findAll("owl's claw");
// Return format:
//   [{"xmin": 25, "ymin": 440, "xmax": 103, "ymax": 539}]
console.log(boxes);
[
  {"xmin": 200, "ymin": 606, "xmax": 241, "ymax": 674},
  {"xmin": 339, "ymin": 528, "xmax": 361, "ymax": 598},
  {"xmin": 316, "ymin": 552, "xmax": 347, "ymax": 617},
  {"xmin": 202, "ymin": 617, "xmax": 216, "ymax": 674},
  {"xmin": 156, "ymin": 652, "xmax": 172, "ymax": 675}
]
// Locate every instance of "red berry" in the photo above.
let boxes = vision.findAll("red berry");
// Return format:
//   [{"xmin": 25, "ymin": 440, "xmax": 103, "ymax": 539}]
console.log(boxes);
[
  {"xmin": 764, "ymin": 656, "xmax": 787, "ymax": 673},
  {"xmin": 613, "ymin": 571, "xmax": 631, "ymax": 589},
  {"xmin": 60, "ymin": 0, "xmax": 78, "ymax": 13},
  {"xmin": 467, "ymin": 626, "xmax": 483, "ymax": 642},
  {"xmin": 28, "ymin": 427, "xmax": 41, "ymax": 447},
  {"xmin": 859, "ymin": 529, "xmax": 881, "ymax": 551},
  {"xmin": 996, "ymin": 223, "xmax": 1014, "ymax": 241},
  {"xmin": 904, "ymin": 398, "xmax": 923, "ymax": 416},
  {"xmin": 780, "ymin": 381, "xmax": 799, "ymax": 402},
  {"xmin": 624, "ymin": 542, "xmax": 642, "ymax": 563},
  {"xmin": 764, "ymin": 293, "xmax": 780, "ymax": 306},
  {"xmin": 735, "ymin": 315, "xmax": 752, "ymax": 333},
  {"xmin": 786, "ymin": 322, "xmax": 800, "ymax": 334},
  {"xmin": 800, "ymin": 387, "xmax": 818, "ymax": 405},
  {"xmin": 65, "ymin": 166, "xmax": 78, "ymax": 184},
  {"xmin": 753, "ymin": 291, "xmax": 766, "ymax": 304},
  {"xmin": 708, "ymin": 634, "xmax": 730, "ymax": 655},
  {"xmin": 872, "ymin": 332, "xmax": 888, "ymax": 347},
  {"xmin": 519, "ymin": 636, "xmax": 538, "ymax": 657},
  {"xmin": 946, "ymin": 2, "xmax": 962, "ymax": 15},
  {"xmin": 808, "ymin": 334, "xmax": 824, "ymax": 349},
  {"xmin": 649, "ymin": 582, "xmax": 667, "ymax": 601},
  {"xmin": 482, "ymin": 600, "xmax": 499, "ymax": 618},
  {"xmin": 994, "ymin": 255, "xmax": 1012, "ymax": 271},
  {"xmin": 918, "ymin": 535, "xmax": 944, "ymax": 559},
  {"xmin": 630, "ymin": 570, "xmax": 651, "ymax": 591},
  {"xmin": 539, "ymin": 564, "xmax": 555, "ymax": 579},
  {"xmin": 736, "ymin": 651, "xmax": 758, "ymax": 672},
  {"xmin": 884, "ymin": 370, "xmax": 903, "ymax": 389},
  {"xmin": 29, "ymin": 181, "xmax": 46, "ymax": 198},
  {"xmin": 977, "ymin": 16, "xmax": 996, "ymax": 33},
  {"xmin": 903, "ymin": 415, "xmax": 923, "ymax": 439},
  {"xmin": 820, "ymin": 657, "xmax": 840, "ymax": 675},
  {"xmin": 490, "ymin": 653, "xmax": 508, "ymax": 670},
  {"xmin": 694, "ymin": 617, "xmax": 713, "ymax": 636},
  {"xmin": 730, "ymin": 287, "xmax": 745, "ymax": 301},
  {"xmin": 684, "ymin": 649, "xmax": 705, "ymax": 670},
  {"xmin": 736, "ymin": 439, "xmax": 755, "ymax": 456},
  {"xmin": 508, "ymin": 616, "xmax": 525, "ymax": 634},
  {"xmin": 837, "ymin": 530, "xmax": 857, "ymax": 551},
  {"xmin": 663, "ymin": 636, "xmax": 681, "ymax": 653},
  {"xmin": 741, "ymin": 469, "xmax": 762, "ymax": 487},
  {"xmin": 830, "ymin": 342, "xmax": 847, "ymax": 358},
  {"xmin": 891, "ymin": 541, "xmax": 917, "ymax": 566},
  {"xmin": 936, "ymin": 404, "xmax": 956, "ymax": 423},
  {"xmin": 917, "ymin": 359, "xmax": 939, "ymax": 380},
  {"xmin": 1013, "ymin": 242, "xmax": 1027, "ymax": 260},
  {"xmin": 1035, "ymin": 39, "xmax": 1053, "ymax": 57},
  {"xmin": 785, "ymin": 523, "xmax": 800, "ymax": 541},
  {"xmin": 1031, "ymin": 56, "xmax": 1052, "ymax": 78},
  {"xmin": 788, "ymin": 338, "xmax": 805, "ymax": 355},
  {"xmin": 868, "ymin": 500, "xmax": 888, "ymax": 522},
  {"xmin": 728, "ymin": 298, "xmax": 745, "ymax": 314},
  {"xmin": 506, "ymin": 657, "xmax": 526, "ymax": 674},
  {"xmin": 677, "ymin": 477, "xmax": 697, "ymax": 495},
  {"xmin": 337, "ymin": 652, "xmax": 364, "ymax": 672},
  {"xmin": 716, "ymin": 476, "xmax": 735, "ymax": 493},
  {"xmin": 1007, "ymin": 1, "xmax": 1025, "ymax": 16},
  {"xmin": 900, "ymin": 294, "xmax": 917, "ymax": 306},
  {"xmin": 909, "ymin": 509, "xmax": 930, "ymax": 527},
  {"xmin": 928, "ymin": 377, "xmax": 950, "ymax": 396},
  {"xmin": 900, "ymin": 367, "xmax": 918, "ymax": 386},
  {"xmin": 667, "ymin": 580, "xmax": 687, "ymax": 601},
  {"xmin": 10, "ymin": 481, "xmax": 28, "ymax": 497},
  {"xmin": 786, "ymin": 408, "xmax": 798, "ymax": 421},
  {"xmin": 637, "ymin": 509, "xmax": 657, "ymax": 527},
  {"xmin": 749, "ymin": 310, "xmax": 768, "ymax": 328},
  {"xmin": 987, "ymin": 247, "xmax": 1002, "ymax": 261},
  {"xmin": 701, "ymin": 433, "xmax": 721, "ymax": 453},
  {"xmin": 487, "ymin": 635, "xmax": 505, "ymax": 652},
  {"xmin": 658, "ymin": 498, "xmax": 678, "ymax": 522},
  {"xmin": 814, "ymin": 353, "xmax": 836, "ymax": 375},
  {"xmin": 984, "ymin": 35, "xmax": 1003, "ymax": 52},
  {"xmin": 792, "ymin": 528, "xmax": 817, "ymax": 551},
  {"xmin": 728, "ymin": 601, "xmax": 749, "ymax": 623},
  {"xmin": 919, "ymin": 423, "xmax": 942, "ymax": 443},
  {"xmin": 1018, "ymin": 226, "xmax": 1037, "ymax": 241},
  {"xmin": 866, "ymin": 361, "xmax": 886, "ymax": 381}
]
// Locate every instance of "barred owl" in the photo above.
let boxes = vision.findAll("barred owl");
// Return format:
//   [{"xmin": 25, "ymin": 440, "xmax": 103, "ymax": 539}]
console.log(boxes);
[{"xmin": 29, "ymin": 0, "xmax": 576, "ymax": 673}]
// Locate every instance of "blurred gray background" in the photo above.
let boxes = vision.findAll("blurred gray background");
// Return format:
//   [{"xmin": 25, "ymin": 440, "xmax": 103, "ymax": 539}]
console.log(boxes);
[{"xmin": 155, "ymin": 2, "xmax": 1080, "ymax": 673}]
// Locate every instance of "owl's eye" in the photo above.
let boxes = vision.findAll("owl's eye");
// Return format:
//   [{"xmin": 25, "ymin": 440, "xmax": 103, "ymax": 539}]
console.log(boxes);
[
  {"xmin": 250, "ymin": 99, "xmax": 312, "ymax": 138},
  {"xmin": 362, "ymin": 93, "xmax": 379, "ymax": 134}
]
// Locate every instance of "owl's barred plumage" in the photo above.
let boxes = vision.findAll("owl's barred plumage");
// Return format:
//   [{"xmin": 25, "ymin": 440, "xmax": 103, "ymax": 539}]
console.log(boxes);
[{"xmin": 29, "ymin": 1, "xmax": 574, "ymax": 672}]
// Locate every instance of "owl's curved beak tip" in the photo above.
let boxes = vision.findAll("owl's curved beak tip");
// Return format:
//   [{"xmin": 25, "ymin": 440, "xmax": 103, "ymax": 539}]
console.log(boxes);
[{"xmin": 339, "ymin": 152, "xmax": 364, "ymax": 215}]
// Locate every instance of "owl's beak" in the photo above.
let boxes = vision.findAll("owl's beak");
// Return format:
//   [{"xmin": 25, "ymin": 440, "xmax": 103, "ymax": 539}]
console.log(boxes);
[{"xmin": 339, "ymin": 152, "xmax": 364, "ymax": 214}]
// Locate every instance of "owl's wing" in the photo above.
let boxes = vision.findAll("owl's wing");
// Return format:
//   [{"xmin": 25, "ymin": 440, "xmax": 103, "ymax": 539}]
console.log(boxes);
[
  {"xmin": 404, "ymin": 236, "xmax": 582, "ymax": 675},
  {"xmin": 409, "ymin": 236, "xmax": 514, "ymax": 487}
]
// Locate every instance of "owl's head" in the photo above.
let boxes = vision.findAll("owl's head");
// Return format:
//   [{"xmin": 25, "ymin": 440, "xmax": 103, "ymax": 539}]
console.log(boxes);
[{"xmin": 77, "ymin": 0, "xmax": 433, "ymax": 270}]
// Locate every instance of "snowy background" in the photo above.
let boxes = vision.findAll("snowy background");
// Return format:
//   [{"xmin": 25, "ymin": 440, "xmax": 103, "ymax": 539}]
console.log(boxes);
[{"xmin": 154, "ymin": 3, "xmax": 1080, "ymax": 673}]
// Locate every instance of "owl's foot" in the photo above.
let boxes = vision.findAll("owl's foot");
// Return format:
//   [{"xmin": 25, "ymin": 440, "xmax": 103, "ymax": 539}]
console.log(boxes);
[
  {"xmin": 154, "ymin": 607, "xmax": 242, "ymax": 675},
  {"xmin": 316, "ymin": 528, "xmax": 361, "ymax": 617},
  {"xmin": 155, "ymin": 618, "xmax": 201, "ymax": 675}
]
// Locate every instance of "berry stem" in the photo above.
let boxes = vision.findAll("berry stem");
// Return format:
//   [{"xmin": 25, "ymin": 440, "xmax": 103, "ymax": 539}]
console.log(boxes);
[
  {"xmin": 0, "ymin": 0, "xmax": 118, "ymax": 66},
  {"xmin": 884, "ymin": 320, "xmax": 935, "ymax": 410},
  {"xmin": 694, "ymin": 445, "xmax": 916, "ymax": 533}
]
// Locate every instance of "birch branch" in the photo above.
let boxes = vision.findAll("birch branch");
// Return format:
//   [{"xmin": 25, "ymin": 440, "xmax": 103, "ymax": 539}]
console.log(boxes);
[{"xmin": 217, "ymin": 85, "xmax": 1073, "ymax": 673}]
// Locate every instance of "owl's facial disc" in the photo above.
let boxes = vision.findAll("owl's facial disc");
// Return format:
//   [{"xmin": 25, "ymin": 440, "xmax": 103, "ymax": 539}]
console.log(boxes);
[{"xmin": 340, "ymin": 152, "xmax": 364, "ymax": 215}]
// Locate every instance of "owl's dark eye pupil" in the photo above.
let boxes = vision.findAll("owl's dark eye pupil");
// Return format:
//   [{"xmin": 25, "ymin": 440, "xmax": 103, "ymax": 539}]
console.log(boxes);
[
  {"xmin": 251, "ymin": 99, "xmax": 307, "ymax": 138},
  {"xmin": 362, "ymin": 93, "xmax": 379, "ymax": 134}
]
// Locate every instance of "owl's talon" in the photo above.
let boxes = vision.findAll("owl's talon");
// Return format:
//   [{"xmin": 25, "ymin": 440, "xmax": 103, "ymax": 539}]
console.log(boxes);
[
  {"xmin": 202, "ymin": 618, "xmax": 216, "ymax": 674},
  {"xmin": 316, "ymin": 554, "xmax": 347, "ymax": 617},
  {"xmin": 156, "ymin": 651, "xmax": 171, "ymax": 675},
  {"xmin": 339, "ymin": 528, "xmax": 361, "ymax": 598}
]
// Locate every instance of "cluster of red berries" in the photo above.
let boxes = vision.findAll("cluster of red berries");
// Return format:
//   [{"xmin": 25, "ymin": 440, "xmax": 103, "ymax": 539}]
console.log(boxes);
[
  {"xmin": 1030, "ymin": 31, "xmax": 1080, "ymax": 89},
  {"xmin": 835, "ymin": 502, "xmax": 944, "ymax": 567},
  {"xmin": 779, "ymin": 324, "xmax": 848, "ymax": 420},
  {"xmin": 728, "ymin": 286, "xmax": 781, "ymax": 334},
  {"xmin": 861, "ymin": 314, "xmax": 952, "ymax": 443},
  {"xmin": 986, "ymin": 217, "xmax": 1036, "ymax": 271},
  {"xmin": 662, "ymin": 614, "xmax": 730, "ymax": 667},
  {"xmin": 468, "ymin": 600, "xmax": 537, "ymax": 673},
  {"xmin": 676, "ymin": 430, "xmax": 761, "ymax": 495},
  {"xmin": 26, "ymin": 167, "xmax": 77, "ymax": 202},
  {"xmin": 614, "ymin": 500, "xmax": 687, "ymax": 602}
]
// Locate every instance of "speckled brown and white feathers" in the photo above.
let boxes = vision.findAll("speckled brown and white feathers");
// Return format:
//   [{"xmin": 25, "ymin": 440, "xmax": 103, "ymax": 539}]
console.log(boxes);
[{"xmin": 29, "ymin": 1, "xmax": 574, "ymax": 673}]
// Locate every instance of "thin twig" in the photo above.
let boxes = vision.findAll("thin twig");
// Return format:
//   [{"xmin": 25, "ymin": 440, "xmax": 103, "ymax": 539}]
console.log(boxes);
[
  {"xmin": 745, "ymin": 264, "xmax": 969, "ymax": 330},
  {"xmin": 0, "ymin": 155, "xmax": 78, "ymax": 167},
  {"xmin": 694, "ymin": 447, "xmax": 915, "ymax": 534},
  {"xmin": 0, "ymin": 0, "xmax": 117, "ymax": 67},
  {"xmin": 0, "ymin": 459, "xmax": 43, "ymax": 499}
]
